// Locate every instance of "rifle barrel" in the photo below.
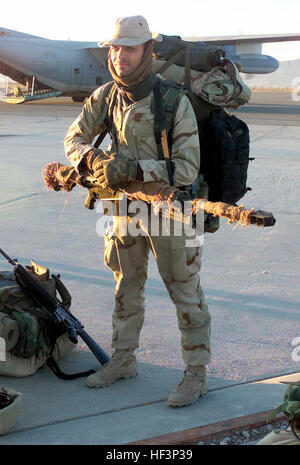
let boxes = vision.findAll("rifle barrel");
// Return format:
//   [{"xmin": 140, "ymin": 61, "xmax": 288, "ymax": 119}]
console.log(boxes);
[
  {"xmin": 0, "ymin": 248, "xmax": 16, "ymax": 266},
  {"xmin": 78, "ymin": 328, "xmax": 110, "ymax": 365}
]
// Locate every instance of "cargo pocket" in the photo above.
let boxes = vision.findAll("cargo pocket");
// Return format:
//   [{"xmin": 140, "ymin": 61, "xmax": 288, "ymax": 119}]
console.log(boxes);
[
  {"xmin": 170, "ymin": 236, "xmax": 190, "ymax": 281},
  {"xmin": 185, "ymin": 243, "xmax": 202, "ymax": 277},
  {"xmin": 104, "ymin": 234, "xmax": 120, "ymax": 273},
  {"xmin": 156, "ymin": 236, "xmax": 188, "ymax": 281}
]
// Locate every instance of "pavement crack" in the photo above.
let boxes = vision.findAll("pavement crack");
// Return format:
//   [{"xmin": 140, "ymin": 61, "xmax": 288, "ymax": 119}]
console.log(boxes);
[
  {"xmin": 7, "ymin": 370, "xmax": 300, "ymax": 437},
  {"xmin": 0, "ymin": 193, "xmax": 38, "ymax": 208},
  {"xmin": 251, "ymin": 126, "xmax": 285, "ymax": 142},
  {"xmin": 209, "ymin": 369, "xmax": 300, "ymax": 392},
  {"xmin": 8, "ymin": 398, "xmax": 168, "ymax": 436}
]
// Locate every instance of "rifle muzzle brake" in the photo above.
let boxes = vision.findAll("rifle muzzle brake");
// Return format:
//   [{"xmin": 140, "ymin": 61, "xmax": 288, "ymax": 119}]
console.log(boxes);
[{"xmin": 250, "ymin": 210, "xmax": 276, "ymax": 227}]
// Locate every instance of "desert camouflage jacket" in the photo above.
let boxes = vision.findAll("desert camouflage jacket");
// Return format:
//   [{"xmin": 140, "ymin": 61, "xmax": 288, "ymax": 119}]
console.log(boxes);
[{"xmin": 64, "ymin": 80, "xmax": 200, "ymax": 188}]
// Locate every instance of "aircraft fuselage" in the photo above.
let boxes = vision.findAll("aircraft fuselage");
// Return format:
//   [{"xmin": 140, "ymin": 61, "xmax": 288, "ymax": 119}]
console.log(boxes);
[
  {"xmin": 0, "ymin": 36, "xmax": 111, "ymax": 96},
  {"xmin": 1, "ymin": 28, "xmax": 299, "ymax": 102}
]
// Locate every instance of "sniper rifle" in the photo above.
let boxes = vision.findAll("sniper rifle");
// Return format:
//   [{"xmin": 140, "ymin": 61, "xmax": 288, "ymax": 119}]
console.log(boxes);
[{"xmin": 43, "ymin": 162, "xmax": 276, "ymax": 228}]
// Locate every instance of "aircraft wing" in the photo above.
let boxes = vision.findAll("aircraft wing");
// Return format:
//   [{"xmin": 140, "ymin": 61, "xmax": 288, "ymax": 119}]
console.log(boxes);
[
  {"xmin": 183, "ymin": 33, "xmax": 300, "ymax": 46},
  {"xmin": 0, "ymin": 26, "xmax": 45, "ymax": 39},
  {"xmin": 82, "ymin": 33, "xmax": 300, "ymax": 48}
]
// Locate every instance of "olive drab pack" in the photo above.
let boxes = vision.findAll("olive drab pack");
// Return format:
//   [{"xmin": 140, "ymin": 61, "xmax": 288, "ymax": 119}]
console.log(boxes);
[{"xmin": 0, "ymin": 264, "xmax": 75, "ymax": 377}]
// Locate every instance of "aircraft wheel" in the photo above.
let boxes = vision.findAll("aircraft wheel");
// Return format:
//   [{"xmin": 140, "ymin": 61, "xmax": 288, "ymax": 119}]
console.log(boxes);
[{"xmin": 72, "ymin": 96, "xmax": 86, "ymax": 103}]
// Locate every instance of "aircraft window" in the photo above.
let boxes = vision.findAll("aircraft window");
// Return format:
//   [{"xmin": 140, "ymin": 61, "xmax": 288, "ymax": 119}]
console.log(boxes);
[
  {"xmin": 96, "ymin": 77, "xmax": 102, "ymax": 85},
  {"xmin": 74, "ymin": 68, "xmax": 80, "ymax": 75}
]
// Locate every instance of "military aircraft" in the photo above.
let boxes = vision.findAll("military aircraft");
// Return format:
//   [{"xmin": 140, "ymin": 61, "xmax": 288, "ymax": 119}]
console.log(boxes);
[{"xmin": 0, "ymin": 26, "xmax": 299, "ymax": 104}]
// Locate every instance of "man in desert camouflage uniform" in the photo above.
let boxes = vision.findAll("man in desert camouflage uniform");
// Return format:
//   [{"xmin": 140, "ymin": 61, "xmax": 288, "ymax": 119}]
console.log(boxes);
[{"xmin": 64, "ymin": 15, "xmax": 210, "ymax": 407}]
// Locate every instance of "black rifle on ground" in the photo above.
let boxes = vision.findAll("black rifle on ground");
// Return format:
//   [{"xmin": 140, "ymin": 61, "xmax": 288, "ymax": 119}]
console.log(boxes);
[{"xmin": 0, "ymin": 247, "xmax": 110, "ymax": 380}]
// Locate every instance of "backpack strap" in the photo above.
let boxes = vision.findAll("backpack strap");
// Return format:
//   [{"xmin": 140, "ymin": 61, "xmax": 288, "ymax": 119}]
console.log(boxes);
[
  {"xmin": 106, "ymin": 84, "xmax": 119, "ymax": 150},
  {"xmin": 151, "ymin": 78, "xmax": 187, "ymax": 187},
  {"xmin": 184, "ymin": 45, "xmax": 192, "ymax": 91},
  {"xmin": 160, "ymin": 81, "xmax": 187, "ymax": 135},
  {"xmin": 155, "ymin": 47, "xmax": 186, "ymax": 75},
  {"xmin": 152, "ymin": 81, "xmax": 174, "ymax": 186},
  {"xmin": 93, "ymin": 81, "xmax": 116, "ymax": 148},
  {"xmin": 155, "ymin": 43, "xmax": 193, "ymax": 92}
]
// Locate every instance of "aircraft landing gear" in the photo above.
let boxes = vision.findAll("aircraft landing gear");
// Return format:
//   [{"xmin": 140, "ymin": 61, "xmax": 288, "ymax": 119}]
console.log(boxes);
[{"xmin": 72, "ymin": 96, "xmax": 86, "ymax": 103}]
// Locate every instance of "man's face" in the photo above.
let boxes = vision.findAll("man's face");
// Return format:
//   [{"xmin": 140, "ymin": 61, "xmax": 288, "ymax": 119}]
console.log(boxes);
[{"xmin": 110, "ymin": 43, "xmax": 145, "ymax": 76}]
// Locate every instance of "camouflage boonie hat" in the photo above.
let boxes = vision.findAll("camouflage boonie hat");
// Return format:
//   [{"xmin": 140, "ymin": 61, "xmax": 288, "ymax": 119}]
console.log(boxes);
[{"xmin": 98, "ymin": 15, "xmax": 162, "ymax": 47}]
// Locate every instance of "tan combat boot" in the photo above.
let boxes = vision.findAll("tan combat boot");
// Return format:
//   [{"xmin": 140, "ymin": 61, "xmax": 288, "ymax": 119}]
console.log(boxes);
[
  {"xmin": 85, "ymin": 349, "xmax": 137, "ymax": 388},
  {"xmin": 167, "ymin": 366, "xmax": 207, "ymax": 407}
]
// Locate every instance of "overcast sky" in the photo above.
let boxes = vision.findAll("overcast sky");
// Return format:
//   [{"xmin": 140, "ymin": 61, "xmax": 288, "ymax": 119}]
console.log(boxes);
[{"xmin": 2, "ymin": 0, "xmax": 300, "ymax": 60}]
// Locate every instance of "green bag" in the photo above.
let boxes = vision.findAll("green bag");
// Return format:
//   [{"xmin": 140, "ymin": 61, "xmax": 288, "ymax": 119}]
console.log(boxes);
[
  {"xmin": 268, "ymin": 381, "xmax": 300, "ymax": 440},
  {"xmin": 0, "ymin": 264, "xmax": 71, "ymax": 359}
]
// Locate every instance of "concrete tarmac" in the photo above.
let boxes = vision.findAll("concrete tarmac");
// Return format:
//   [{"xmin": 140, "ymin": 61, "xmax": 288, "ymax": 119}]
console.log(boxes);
[
  {"xmin": 0, "ymin": 92, "xmax": 299, "ymax": 445},
  {"xmin": 233, "ymin": 91, "xmax": 300, "ymax": 126}
]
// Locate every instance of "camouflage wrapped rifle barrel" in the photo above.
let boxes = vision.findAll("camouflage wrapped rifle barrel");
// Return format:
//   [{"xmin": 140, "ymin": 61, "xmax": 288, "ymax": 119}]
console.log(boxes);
[{"xmin": 42, "ymin": 162, "xmax": 276, "ymax": 228}]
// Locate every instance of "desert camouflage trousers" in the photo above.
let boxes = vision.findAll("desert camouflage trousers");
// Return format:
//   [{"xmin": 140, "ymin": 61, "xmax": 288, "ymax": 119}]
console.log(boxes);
[{"xmin": 103, "ymin": 213, "xmax": 211, "ymax": 367}]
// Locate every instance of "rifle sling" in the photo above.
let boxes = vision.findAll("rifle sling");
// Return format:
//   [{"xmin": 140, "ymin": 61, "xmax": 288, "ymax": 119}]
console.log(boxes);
[
  {"xmin": 46, "ymin": 352, "xmax": 96, "ymax": 380},
  {"xmin": 94, "ymin": 129, "xmax": 108, "ymax": 149}
]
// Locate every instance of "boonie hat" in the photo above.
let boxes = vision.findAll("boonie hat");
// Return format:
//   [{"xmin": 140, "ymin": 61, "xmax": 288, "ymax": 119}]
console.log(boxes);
[{"xmin": 98, "ymin": 15, "xmax": 162, "ymax": 47}]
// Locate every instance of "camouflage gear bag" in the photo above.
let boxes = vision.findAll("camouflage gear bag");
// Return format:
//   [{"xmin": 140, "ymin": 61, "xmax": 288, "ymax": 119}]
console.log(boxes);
[
  {"xmin": 268, "ymin": 381, "xmax": 300, "ymax": 441},
  {"xmin": 0, "ymin": 263, "xmax": 71, "ymax": 360}
]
